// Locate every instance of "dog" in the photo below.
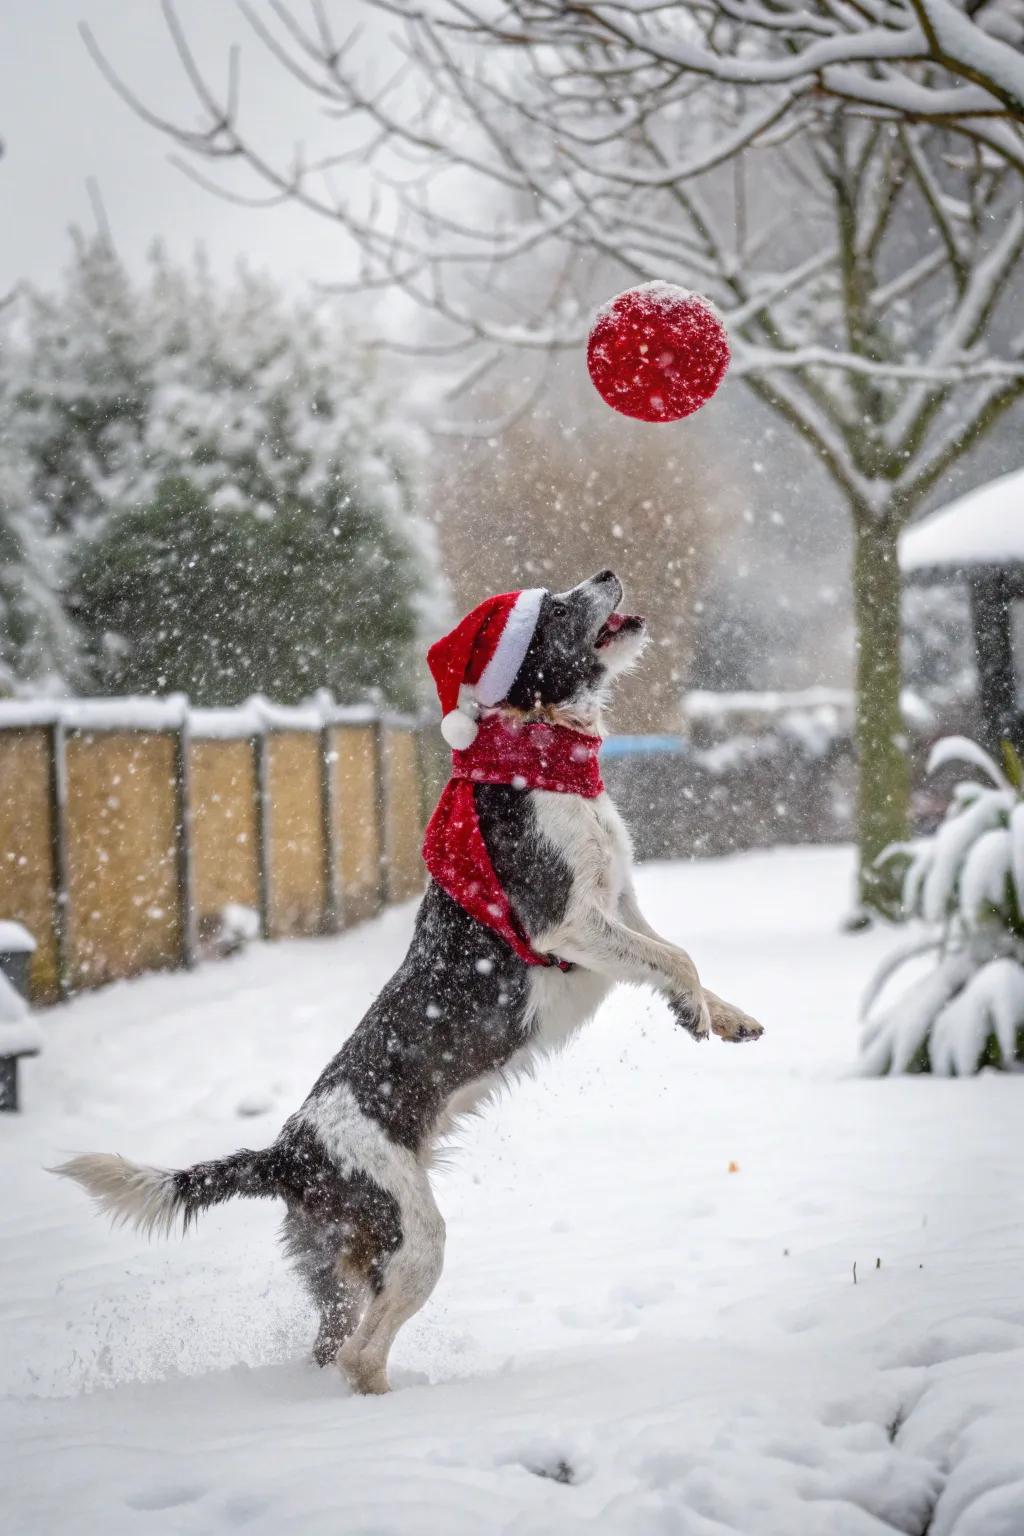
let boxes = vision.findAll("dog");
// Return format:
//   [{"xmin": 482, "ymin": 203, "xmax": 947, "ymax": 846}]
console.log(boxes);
[{"xmin": 55, "ymin": 570, "xmax": 763, "ymax": 1395}]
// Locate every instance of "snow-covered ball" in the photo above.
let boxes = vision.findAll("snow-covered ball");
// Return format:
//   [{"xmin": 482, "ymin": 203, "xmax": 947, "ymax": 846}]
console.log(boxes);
[{"xmin": 587, "ymin": 283, "xmax": 730, "ymax": 423}]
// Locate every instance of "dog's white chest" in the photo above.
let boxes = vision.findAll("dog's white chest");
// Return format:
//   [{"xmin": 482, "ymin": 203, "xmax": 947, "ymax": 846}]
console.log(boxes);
[{"xmin": 531, "ymin": 789, "xmax": 634, "ymax": 910}]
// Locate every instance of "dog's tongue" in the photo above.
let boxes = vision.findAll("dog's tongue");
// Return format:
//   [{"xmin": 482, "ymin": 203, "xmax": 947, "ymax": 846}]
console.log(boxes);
[{"xmin": 603, "ymin": 613, "xmax": 627, "ymax": 635}]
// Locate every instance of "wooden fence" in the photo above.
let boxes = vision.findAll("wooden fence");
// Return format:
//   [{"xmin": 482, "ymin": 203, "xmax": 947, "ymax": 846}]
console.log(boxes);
[{"xmin": 0, "ymin": 697, "xmax": 446, "ymax": 1005}]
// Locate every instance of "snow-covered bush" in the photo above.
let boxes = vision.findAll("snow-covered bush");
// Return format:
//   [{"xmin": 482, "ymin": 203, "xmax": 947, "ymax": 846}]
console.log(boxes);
[
  {"xmin": 901, "ymin": 584, "xmax": 975, "ymax": 719},
  {"xmin": 861, "ymin": 737, "xmax": 1024, "ymax": 1075}
]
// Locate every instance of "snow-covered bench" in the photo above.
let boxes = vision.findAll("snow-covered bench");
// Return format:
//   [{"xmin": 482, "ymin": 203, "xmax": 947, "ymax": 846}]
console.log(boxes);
[{"xmin": 0, "ymin": 923, "xmax": 41, "ymax": 1112}]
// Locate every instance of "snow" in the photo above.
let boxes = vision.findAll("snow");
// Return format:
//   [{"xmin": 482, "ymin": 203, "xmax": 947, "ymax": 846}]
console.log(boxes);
[
  {"xmin": 220, "ymin": 904, "xmax": 261, "ymax": 946},
  {"xmin": 861, "ymin": 946, "xmax": 977, "ymax": 1075},
  {"xmin": 958, "ymin": 828, "xmax": 1013, "ymax": 928},
  {"xmin": 928, "ymin": 734, "xmax": 1012, "ymax": 788},
  {"xmin": 0, "ymin": 697, "xmax": 189, "ymax": 732},
  {"xmin": 682, "ymin": 686, "xmax": 933, "ymax": 738},
  {"xmin": 913, "ymin": 0, "xmax": 1024, "ymax": 119},
  {"xmin": 900, "ymin": 467, "xmax": 1024, "ymax": 575},
  {"xmin": 912, "ymin": 790, "xmax": 1014, "ymax": 925},
  {"xmin": 3, "ymin": 846, "xmax": 1024, "ymax": 1533},
  {"xmin": 684, "ymin": 686, "xmax": 854, "ymax": 720},
  {"xmin": 0, "ymin": 921, "xmax": 36, "ymax": 953},
  {"xmin": 188, "ymin": 703, "xmax": 269, "ymax": 741},
  {"xmin": 0, "ymin": 696, "xmax": 420, "ymax": 738},
  {"xmin": 0, "ymin": 1022, "xmax": 43, "ymax": 1057},
  {"xmin": 929, "ymin": 958, "xmax": 1024, "ymax": 1077},
  {"xmin": 1010, "ymin": 802, "xmax": 1024, "ymax": 918},
  {"xmin": 592, "ymin": 280, "xmax": 698, "ymax": 322}
]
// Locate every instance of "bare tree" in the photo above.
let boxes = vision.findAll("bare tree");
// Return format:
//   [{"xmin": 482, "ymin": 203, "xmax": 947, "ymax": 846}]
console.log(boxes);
[{"xmin": 84, "ymin": 1, "xmax": 1024, "ymax": 911}]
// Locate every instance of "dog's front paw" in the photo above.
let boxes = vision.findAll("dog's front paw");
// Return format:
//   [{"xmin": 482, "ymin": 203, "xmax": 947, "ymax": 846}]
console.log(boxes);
[
  {"xmin": 707, "ymin": 993, "xmax": 764, "ymax": 1044},
  {"xmin": 669, "ymin": 991, "xmax": 712, "ymax": 1041}
]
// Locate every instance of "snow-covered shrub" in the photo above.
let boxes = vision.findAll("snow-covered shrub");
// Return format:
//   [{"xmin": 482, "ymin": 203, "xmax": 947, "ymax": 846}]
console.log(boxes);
[
  {"xmin": 861, "ymin": 737, "xmax": 1024, "ymax": 1075},
  {"xmin": 604, "ymin": 691, "xmax": 864, "ymax": 860}
]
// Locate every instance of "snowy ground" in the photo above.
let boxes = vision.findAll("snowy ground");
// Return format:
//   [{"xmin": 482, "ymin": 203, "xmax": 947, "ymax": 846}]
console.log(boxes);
[{"xmin": 3, "ymin": 846, "xmax": 1023, "ymax": 1536}]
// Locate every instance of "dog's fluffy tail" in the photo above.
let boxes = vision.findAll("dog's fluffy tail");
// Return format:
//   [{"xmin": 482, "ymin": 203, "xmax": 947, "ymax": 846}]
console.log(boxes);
[{"xmin": 52, "ymin": 1146, "xmax": 282, "ymax": 1238}]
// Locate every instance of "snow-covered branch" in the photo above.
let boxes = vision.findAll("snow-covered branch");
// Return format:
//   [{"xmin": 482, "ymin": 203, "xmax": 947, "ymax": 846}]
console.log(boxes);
[
  {"xmin": 83, "ymin": 0, "xmax": 1024, "ymax": 519},
  {"xmin": 731, "ymin": 345, "xmax": 1024, "ymax": 384},
  {"xmin": 432, "ymin": 0, "xmax": 1024, "ymax": 138}
]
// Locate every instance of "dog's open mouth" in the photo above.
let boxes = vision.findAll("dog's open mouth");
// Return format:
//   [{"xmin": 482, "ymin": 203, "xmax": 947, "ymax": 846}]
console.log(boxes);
[{"xmin": 595, "ymin": 612, "xmax": 645, "ymax": 649}]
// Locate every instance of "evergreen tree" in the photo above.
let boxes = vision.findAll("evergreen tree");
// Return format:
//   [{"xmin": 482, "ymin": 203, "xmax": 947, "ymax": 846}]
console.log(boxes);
[
  {"xmin": 0, "ymin": 310, "xmax": 78, "ymax": 693},
  {"xmin": 0, "ymin": 450, "xmax": 76, "ymax": 694},
  {"xmin": 14, "ymin": 234, "xmax": 150, "ymax": 539},
  {"xmin": 75, "ymin": 475, "xmax": 422, "ymax": 707},
  {"xmin": 0, "ymin": 237, "xmax": 441, "ymax": 703}
]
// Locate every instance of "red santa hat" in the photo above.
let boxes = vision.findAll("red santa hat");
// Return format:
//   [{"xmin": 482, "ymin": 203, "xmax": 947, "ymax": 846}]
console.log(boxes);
[{"xmin": 428, "ymin": 588, "xmax": 546, "ymax": 749}]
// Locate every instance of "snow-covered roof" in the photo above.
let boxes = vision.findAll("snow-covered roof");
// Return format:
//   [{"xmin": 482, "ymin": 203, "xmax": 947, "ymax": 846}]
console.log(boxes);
[
  {"xmin": 0, "ymin": 923, "xmax": 37, "ymax": 954},
  {"xmin": 900, "ymin": 467, "xmax": 1024, "ymax": 576}
]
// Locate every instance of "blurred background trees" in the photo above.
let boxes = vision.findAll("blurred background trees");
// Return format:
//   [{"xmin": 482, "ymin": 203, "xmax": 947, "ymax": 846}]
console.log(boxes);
[{"xmin": 0, "ymin": 235, "xmax": 440, "ymax": 705}]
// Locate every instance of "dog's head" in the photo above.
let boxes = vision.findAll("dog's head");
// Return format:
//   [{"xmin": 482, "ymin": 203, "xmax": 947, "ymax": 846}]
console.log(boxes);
[{"xmin": 504, "ymin": 570, "xmax": 647, "ymax": 726}]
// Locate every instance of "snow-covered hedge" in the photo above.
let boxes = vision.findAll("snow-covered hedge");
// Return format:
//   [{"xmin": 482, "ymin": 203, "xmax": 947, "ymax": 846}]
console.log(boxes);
[
  {"xmin": 604, "ymin": 694, "xmax": 861, "ymax": 861},
  {"xmin": 861, "ymin": 737, "xmax": 1024, "ymax": 1076}
]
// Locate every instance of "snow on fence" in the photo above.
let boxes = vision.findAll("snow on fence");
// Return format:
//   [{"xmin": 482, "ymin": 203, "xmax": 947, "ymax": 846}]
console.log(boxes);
[{"xmin": 0, "ymin": 697, "xmax": 444, "ymax": 1005}]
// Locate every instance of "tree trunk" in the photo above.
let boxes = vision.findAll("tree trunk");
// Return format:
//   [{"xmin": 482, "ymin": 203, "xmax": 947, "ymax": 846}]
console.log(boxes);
[{"xmin": 852, "ymin": 510, "xmax": 910, "ymax": 915}]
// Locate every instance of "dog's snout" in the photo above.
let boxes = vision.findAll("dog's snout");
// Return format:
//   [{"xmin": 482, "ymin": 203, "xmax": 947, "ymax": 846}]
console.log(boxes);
[{"xmin": 587, "ymin": 569, "xmax": 623, "ymax": 610}]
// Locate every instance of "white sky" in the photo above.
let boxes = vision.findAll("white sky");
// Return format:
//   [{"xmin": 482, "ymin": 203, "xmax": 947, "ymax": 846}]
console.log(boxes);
[{"xmin": 2, "ymin": 0, "xmax": 372, "ymax": 294}]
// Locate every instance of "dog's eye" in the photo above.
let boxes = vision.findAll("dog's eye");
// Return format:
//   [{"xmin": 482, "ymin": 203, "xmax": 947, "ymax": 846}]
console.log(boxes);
[{"xmin": 550, "ymin": 601, "xmax": 568, "ymax": 619}]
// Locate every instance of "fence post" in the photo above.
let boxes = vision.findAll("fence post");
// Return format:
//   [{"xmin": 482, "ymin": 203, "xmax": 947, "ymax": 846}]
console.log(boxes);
[
  {"xmin": 414, "ymin": 725, "xmax": 435, "ymax": 831},
  {"xmin": 173, "ymin": 710, "xmax": 197, "ymax": 970},
  {"xmin": 0, "ymin": 938, "xmax": 37, "ymax": 1111},
  {"xmin": 319, "ymin": 723, "xmax": 341, "ymax": 933},
  {"xmin": 254, "ymin": 730, "xmax": 272, "ymax": 941},
  {"xmin": 371, "ymin": 717, "xmax": 388, "ymax": 913},
  {"xmin": 46, "ymin": 719, "xmax": 70, "ymax": 1002}
]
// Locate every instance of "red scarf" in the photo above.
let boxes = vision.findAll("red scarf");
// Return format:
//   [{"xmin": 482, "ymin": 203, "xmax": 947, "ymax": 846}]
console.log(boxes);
[{"xmin": 422, "ymin": 713, "xmax": 604, "ymax": 968}]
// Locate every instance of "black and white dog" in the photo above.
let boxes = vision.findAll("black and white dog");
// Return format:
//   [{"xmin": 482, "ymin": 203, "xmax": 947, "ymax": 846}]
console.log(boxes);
[{"xmin": 57, "ymin": 571, "xmax": 763, "ymax": 1395}]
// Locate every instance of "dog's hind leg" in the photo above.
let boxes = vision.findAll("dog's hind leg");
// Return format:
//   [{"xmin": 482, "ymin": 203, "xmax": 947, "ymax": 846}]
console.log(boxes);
[
  {"xmin": 339, "ymin": 1179, "xmax": 446, "ymax": 1396},
  {"xmin": 311, "ymin": 1265, "xmax": 364, "ymax": 1368},
  {"xmin": 283, "ymin": 1211, "xmax": 365, "ymax": 1367}
]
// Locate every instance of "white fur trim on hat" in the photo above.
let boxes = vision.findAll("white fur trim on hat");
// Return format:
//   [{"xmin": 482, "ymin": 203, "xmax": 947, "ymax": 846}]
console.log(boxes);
[{"xmin": 475, "ymin": 588, "xmax": 545, "ymax": 707}]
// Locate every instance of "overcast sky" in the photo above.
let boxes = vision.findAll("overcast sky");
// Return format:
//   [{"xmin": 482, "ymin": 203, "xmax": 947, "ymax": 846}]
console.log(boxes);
[{"xmin": 3, "ymin": 1, "xmax": 372, "ymax": 294}]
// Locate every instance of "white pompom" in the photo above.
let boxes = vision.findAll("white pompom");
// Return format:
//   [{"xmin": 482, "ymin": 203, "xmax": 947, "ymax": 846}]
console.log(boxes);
[{"xmin": 441, "ymin": 709, "xmax": 479, "ymax": 750}]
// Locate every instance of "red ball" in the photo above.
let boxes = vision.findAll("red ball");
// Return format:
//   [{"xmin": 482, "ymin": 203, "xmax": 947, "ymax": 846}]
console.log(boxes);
[{"xmin": 587, "ymin": 283, "xmax": 730, "ymax": 423}]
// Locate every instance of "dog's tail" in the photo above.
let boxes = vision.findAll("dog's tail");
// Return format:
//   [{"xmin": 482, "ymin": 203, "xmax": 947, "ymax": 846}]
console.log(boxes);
[{"xmin": 51, "ymin": 1145, "xmax": 282, "ymax": 1238}]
